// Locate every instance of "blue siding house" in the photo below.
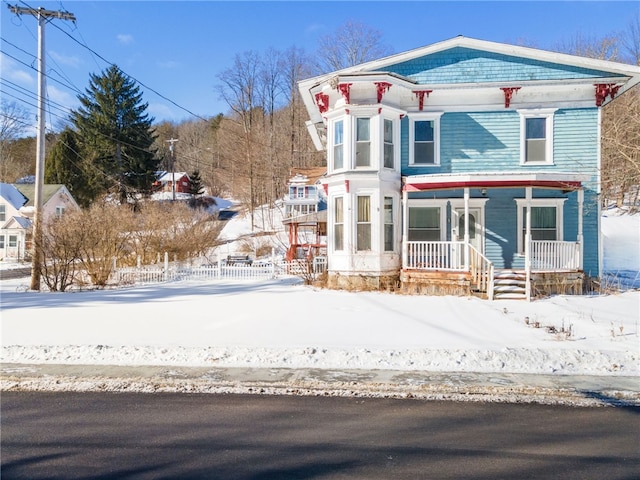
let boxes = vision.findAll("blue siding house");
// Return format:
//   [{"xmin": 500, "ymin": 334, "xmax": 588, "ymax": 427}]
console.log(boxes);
[{"xmin": 298, "ymin": 36, "xmax": 640, "ymax": 299}]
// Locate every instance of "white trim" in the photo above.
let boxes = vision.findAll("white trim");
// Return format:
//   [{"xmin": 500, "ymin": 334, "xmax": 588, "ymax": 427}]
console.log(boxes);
[
  {"xmin": 404, "ymin": 171, "xmax": 590, "ymax": 187},
  {"xmin": 515, "ymin": 198, "xmax": 567, "ymax": 254},
  {"xmin": 408, "ymin": 112, "xmax": 444, "ymax": 167},
  {"xmin": 518, "ymin": 108, "xmax": 557, "ymax": 166}
]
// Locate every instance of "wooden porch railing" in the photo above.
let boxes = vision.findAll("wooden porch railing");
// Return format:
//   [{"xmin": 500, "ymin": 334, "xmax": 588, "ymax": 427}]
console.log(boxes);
[
  {"xmin": 530, "ymin": 240, "xmax": 580, "ymax": 271},
  {"xmin": 469, "ymin": 245, "xmax": 494, "ymax": 299},
  {"xmin": 405, "ymin": 241, "xmax": 465, "ymax": 270}
]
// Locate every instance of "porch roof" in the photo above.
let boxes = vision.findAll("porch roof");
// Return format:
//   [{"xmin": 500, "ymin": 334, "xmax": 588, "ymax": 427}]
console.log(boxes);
[{"xmin": 403, "ymin": 171, "xmax": 590, "ymax": 192}]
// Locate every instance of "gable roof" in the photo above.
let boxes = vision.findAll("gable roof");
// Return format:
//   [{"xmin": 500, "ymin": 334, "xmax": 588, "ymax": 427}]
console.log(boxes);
[
  {"xmin": 299, "ymin": 35, "xmax": 640, "ymax": 124},
  {"xmin": 3, "ymin": 215, "xmax": 32, "ymax": 230},
  {"xmin": 289, "ymin": 167, "xmax": 327, "ymax": 185},
  {"xmin": 156, "ymin": 171, "xmax": 190, "ymax": 183},
  {"xmin": 13, "ymin": 184, "xmax": 74, "ymax": 208},
  {"xmin": 0, "ymin": 183, "xmax": 28, "ymax": 210}
]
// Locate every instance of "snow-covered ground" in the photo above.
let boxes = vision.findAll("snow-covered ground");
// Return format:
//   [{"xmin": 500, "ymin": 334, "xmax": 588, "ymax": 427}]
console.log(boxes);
[{"xmin": 1, "ymin": 205, "xmax": 638, "ymax": 379}]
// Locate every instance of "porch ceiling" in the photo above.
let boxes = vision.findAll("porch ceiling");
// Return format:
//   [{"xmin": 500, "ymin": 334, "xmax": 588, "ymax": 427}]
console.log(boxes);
[{"xmin": 403, "ymin": 171, "xmax": 590, "ymax": 192}]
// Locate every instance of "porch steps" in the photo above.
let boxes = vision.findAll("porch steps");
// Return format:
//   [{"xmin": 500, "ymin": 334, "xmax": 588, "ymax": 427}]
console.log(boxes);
[{"xmin": 493, "ymin": 270, "xmax": 528, "ymax": 300}]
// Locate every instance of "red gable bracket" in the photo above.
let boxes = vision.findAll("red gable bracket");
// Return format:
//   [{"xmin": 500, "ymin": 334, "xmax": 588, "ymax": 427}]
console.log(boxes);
[
  {"xmin": 375, "ymin": 82, "xmax": 392, "ymax": 102},
  {"xmin": 594, "ymin": 83, "xmax": 621, "ymax": 106},
  {"xmin": 500, "ymin": 87, "xmax": 521, "ymax": 108},
  {"xmin": 413, "ymin": 90, "xmax": 432, "ymax": 111},
  {"xmin": 315, "ymin": 92, "xmax": 329, "ymax": 114},
  {"xmin": 338, "ymin": 83, "xmax": 352, "ymax": 103}
]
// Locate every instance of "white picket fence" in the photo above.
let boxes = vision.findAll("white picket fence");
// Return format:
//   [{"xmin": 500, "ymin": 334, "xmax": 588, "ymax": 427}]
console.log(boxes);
[{"xmin": 112, "ymin": 254, "xmax": 327, "ymax": 286}]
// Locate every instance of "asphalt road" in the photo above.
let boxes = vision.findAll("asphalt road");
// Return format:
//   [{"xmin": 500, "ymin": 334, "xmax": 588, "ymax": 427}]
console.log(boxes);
[{"xmin": 2, "ymin": 392, "xmax": 639, "ymax": 480}]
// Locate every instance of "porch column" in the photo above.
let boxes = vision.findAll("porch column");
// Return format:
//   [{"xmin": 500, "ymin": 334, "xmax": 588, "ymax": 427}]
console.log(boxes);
[
  {"xmin": 577, "ymin": 188, "xmax": 584, "ymax": 270},
  {"xmin": 402, "ymin": 188, "xmax": 408, "ymax": 268},
  {"xmin": 463, "ymin": 187, "xmax": 470, "ymax": 270},
  {"xmin": 525, "ymin": 187, "xmax": 532, "ymax": 301}
]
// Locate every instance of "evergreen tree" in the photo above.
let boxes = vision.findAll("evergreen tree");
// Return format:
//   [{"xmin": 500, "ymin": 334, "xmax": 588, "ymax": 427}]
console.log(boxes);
[
  {"xmin": 45, "ymin": 127, "xmax": 97, "ymax": 207},
  {"xmin": 188, "ymin": 170, "xmax": 205, "ymax": 197},
  {"xmin": 70, "ymin": 65, "xmax": 159, "ymax": 203}
]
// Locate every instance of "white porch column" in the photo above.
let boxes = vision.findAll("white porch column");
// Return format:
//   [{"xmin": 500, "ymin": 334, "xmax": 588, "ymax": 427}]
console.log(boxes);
[
  {"xmin": 525, "ymin": 187, "xmax": 532, "ymax": 301},
  {"xmin": 463, "ymin": 187, "xmax": 470, "ymax": 270},
  {"xmin": 402, "ymin": 188, "xmax": 408, "ymax": 268},
  {"xmin": 577, "ymin": 188, "xmax": 584, "ymax": 270}
]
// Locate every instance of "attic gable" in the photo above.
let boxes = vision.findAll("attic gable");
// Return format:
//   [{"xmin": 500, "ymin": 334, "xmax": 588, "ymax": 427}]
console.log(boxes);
[{"xmin": 377, "ymin": 46, "xmax": 628, "ymax": 85}]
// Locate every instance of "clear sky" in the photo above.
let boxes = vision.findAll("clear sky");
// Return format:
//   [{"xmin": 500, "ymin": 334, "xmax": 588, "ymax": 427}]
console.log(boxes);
[{"xmin": 2, "ymin": 0, "xmax": 639, "ymax": 130}]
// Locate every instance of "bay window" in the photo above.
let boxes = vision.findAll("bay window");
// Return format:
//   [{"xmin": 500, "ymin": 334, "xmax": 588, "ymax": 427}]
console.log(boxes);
[
  {"xmin": 333, "ymin": 196, "xmax": 344, "ymax": 251},
  {"xmin": 356, "ymin": 195, "xmax": 371, "ymax": 250}
]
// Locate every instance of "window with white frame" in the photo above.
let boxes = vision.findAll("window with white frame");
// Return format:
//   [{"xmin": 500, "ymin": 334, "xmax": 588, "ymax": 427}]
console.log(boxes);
[
  {"xmin": 519, "ymin": 109, "xmax": 556, "ymax": 165},
  {"xmin": 356, "ymin": 195, "xmax": 371, "ymax": 250},
  {"xmin": 384, "ymin": 197, "xmax": 394, "ymax": 251},
  {"xmin": 516, "ymin": 198, "xmax": 566, "ymax": 254},
  {"xmin": 0, "ymin": 204, "xmax": 5, "ymax": 222},
  {"xmin": 8, "ymin": 235, "xmax": 17, "ymax": 248},
  {"xmin": 383, "ymin": 119, "xmax": 394, "ymax": 169},
  {"xmin": 333, "ymin": 196, "xmax": 344, "ymax": 251},
  {"xmin": 408, "ymin": 206, "xmax": 444, "ymax": 241},
  {"xmin": 333, "ymin": 119, "xmax": 344, "ymax": 170},
  {"xmin": 355, "ymin": 117, "xmax": 371, "ymax": 167},
  {"xmin": 0, "ymin": 235, "xmax": 4, "ymax": 249},
  {"xmin": 56, "ymin": 206, "xmax": 65, "ymax": 218},
  {"xmin": 409, "ymin": 113, "xmax": 443, "ymax": 166}
]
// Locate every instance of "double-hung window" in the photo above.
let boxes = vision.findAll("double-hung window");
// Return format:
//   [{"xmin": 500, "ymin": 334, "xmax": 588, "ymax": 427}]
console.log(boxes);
[
  {"xmin": 8, "ymin": 235, "xmax": 17, "ymax": 248},
  {"xmin": 333, "ymin": 197, "xmax": 344, "ymax": 251},
  {"xmin": 333, "ymin": 120, "xmax": 344, "ymax": 170},
  {"xmin": 516, "ymin": 198, "xmax": 565, "ymax": 254},
  {"xmin": 384, "ymin": 197, "xmax": 394, "ymax": 251},
  {"xmin": 0, "ymin": 235, "xmax": 4, "ymax": 249},
  {"xmin": 409, "ymin": 113, "xmax": 443, "ymax": 166},
  {"xmin": 355, "ymin": 118, "xmax": 371, "ymax": 167},
  {"xmin": 356, "ymin": 195, "xmax": 371, "ymax": 251},
  {"xmin": 0, "ymin": 204, "xmax": 5, "ymax": 222},
  {"xmin": 519, "ymin": 109, "xmax": 556, "ymax": 165},
  {"xmin": 383, "ymin": 119, "xmax": 394, "ymax": 169},
  {"xmin": 408, "ymin": 206, "xmax": 443, "ymax": 241}
]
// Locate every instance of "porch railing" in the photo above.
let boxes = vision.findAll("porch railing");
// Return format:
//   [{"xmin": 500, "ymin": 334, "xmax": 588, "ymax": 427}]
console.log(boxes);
[
  {"xmin": 530, "ymin": 240, "xmax": 580, "ymax": 271},
  {"xmin": 406, "ymin": 241, "xmax": 465, "ymax": 270},
  {"xmin": 469, "ymin": 245, "xmax": 494, "ymax": 299}
]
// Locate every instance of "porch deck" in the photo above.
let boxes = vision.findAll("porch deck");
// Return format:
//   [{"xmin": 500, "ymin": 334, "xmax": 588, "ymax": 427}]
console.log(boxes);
[{"xmin": 402, "ymin": 240, "xmax": 583, "ymax": 300}]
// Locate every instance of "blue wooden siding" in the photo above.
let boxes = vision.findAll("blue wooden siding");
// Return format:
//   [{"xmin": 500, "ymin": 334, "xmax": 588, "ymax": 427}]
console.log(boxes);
[
  {"xmin": 402, "ymin": 106, "xmax": 601, "ymax": 276},
  {"xmin": 380, "ymin": 47, "xmax": 625, "ymax": 84}
]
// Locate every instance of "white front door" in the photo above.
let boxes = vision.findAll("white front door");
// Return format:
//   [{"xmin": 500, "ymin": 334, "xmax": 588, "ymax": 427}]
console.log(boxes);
[{"xmin": 453, "ymin": 208, "xmax": 483, "ymax": 253}]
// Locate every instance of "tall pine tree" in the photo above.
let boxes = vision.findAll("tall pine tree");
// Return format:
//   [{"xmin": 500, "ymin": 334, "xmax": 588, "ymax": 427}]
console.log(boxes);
[{"xmin": 70, "ymin": 65, "xmax": 159, "ymax": 204}]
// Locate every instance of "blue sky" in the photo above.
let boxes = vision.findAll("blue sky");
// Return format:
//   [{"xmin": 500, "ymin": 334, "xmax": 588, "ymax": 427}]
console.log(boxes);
[{"xmin": 2, "ymin": 1, "xmax": 639, "ymax": 129}]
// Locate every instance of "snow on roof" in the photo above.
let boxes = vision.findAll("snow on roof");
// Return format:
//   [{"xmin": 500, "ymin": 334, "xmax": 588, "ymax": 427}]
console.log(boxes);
[
  {"xmin": 0, "ymin": 183, "xmax": 27, "ymax": 209},
  {"xmin": 156, "ymin": 172, "xmax": 190, "ymax": 183}
]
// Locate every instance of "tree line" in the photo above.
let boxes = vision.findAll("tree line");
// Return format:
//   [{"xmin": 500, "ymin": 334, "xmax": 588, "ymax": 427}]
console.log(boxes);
[{"xmin": 1, "ymin": 19, "xmax": 639, "ymax": 212}]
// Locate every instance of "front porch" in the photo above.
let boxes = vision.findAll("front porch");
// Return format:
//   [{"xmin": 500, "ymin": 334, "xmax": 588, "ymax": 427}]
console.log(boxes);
[
  {"xmin": 401, "ymin": 240, "xmax": 583, "ymax": 300},
  {"xmin": 400, "ymin": 171, "xmax": 590, "ymax": 300}
]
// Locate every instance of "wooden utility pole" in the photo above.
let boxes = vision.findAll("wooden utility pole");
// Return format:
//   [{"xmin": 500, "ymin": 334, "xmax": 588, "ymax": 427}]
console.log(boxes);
[
  {"xmin": 167, "ymin": 138, "xmax": 179, "ymax": 201},
  {"xmin": 8, "ymin": 5, "xmax": 76, "ymax": 291}
]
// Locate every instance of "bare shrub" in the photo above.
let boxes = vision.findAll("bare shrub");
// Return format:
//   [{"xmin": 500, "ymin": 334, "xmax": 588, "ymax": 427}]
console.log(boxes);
[{"xmin": 40, "ymin": 214, "xmax": 82, "ymax": 292}]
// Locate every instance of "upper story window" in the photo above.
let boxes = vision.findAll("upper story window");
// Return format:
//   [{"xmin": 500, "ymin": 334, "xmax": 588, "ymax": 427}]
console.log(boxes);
[
  {"xmin": 519, "ymin": 109, "xmax": 556, "ymax": 165},
  {"xmin": 409, "ymin": 113, "xmax": 443, "ymax": 166},
  {"xmin": 333, "ymin": 119, "xmax": 344, "ymax": 170},
  {"xmin": 383, "ymin": 119, "xmax": 394, "ymax": 169},
  {"xmin": 55, "ymin": 206, "xmax": 65, "ymax": 218},
  {"xmin": 355, "ymin": 117, "xmax": 371, "ymax": 167}
]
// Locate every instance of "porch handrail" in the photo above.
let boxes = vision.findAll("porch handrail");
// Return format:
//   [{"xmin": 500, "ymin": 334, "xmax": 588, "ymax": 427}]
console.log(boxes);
[
  {"xmin": 468, "ymin": 245, "xmax": 494, "ymax": 300},
  {"xmin": 405, "ymin": 241, "xmax": 465, "ymax": 271},
  {"xmin": 530, "ymin": 240, "xmax": 580, "ymax": 271}
]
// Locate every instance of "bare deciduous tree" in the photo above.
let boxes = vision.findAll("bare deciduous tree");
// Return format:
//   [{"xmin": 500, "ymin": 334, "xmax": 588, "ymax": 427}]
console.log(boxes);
[{"xmin": 315, "ymin": 20, "xmax": 392, "ymax": 73}]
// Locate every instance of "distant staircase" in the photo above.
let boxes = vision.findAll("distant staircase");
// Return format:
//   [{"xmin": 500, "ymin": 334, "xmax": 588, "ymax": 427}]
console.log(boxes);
[{"xmin": 492, "ymin": 270, "xmax": 528, "ymax": 300}]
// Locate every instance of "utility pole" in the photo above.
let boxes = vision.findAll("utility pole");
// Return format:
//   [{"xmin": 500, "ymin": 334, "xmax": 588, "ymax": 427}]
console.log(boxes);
[
  {"xmin": 166, "ymin": 138, "xmax": 179, "ymax": 201},
  {"xmin": 8, "ymin": 5, "xmax": 75, "ymax": 291}
]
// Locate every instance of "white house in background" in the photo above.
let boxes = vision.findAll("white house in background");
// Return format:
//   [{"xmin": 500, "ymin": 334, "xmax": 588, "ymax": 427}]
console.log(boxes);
[{"xmin": 0, "ymin": 183, "xmax": 79, "ymax": 260}]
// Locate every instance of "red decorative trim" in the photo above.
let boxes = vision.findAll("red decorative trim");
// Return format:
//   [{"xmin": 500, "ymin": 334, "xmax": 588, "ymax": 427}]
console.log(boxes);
[
  {"xmin": 345, "ymin": 108, "xmax": 350, "ymax": 115},
  {"xmin": 345, "ymin": 179, "xmax": 350, "ymax": 193},
  {"xmin": 413, "ymin": 90, "xmax": 432, "ymax": 111},
  {"xmin": 314, "ymin": 92, "xmax": 329, "ymax": 114},
  {"xmin": 400, "ymin": 114, "xmax": 405, "ymax": 119},
  {"xmin": 500, "ymin": 87, "xmax": 521, "ymax": 108},
  {"xmin": 594, "ymin": 83, "xmax": 621, "ymax": 106},
  {"xmin": 322, "ymin": 183, "xmax": 328, "ymax": 195},
  {"xmin": 375, "ymin": 82, "xmax": 392, "ymax": 102},
  {"xmin": 378, "ymin": 107, "xmax": 382, "ymax": 114},
  {"xmin": 404, "ymin": 179, "xmax": 582, "ymax": 192},
  {"xmin": 338, "ymin": 83, "xmax": 352, "ymax": 103}
]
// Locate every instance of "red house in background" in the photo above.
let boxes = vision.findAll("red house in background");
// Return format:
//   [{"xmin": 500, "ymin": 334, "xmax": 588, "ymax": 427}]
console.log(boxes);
[{"xmin": 153, "ymin": 172, "xmax": 192, "ymax": 194}]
